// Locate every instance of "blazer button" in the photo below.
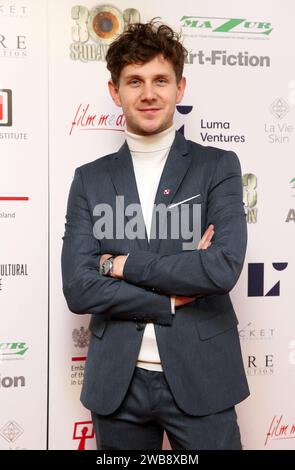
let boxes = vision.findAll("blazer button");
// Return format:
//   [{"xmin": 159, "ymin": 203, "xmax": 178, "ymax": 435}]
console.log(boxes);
[{"xmin": 136, "ymin": 323, "xmax": 145, "ymax": 331}]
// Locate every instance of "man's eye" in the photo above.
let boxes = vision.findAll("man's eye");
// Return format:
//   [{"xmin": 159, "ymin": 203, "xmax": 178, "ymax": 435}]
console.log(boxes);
[
  {"xmin": 157, "ymin": 79, "xmax": 167, "ymax": 85},
  {"xmin": 129, "ymin": 80, "xmax": 140, "ymax": 86}
]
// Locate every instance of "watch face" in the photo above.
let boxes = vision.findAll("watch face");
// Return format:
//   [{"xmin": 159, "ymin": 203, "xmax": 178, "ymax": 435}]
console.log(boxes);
[{"xmin": 102, "ymin": 258, "xmax": 112, "ymax": 275}]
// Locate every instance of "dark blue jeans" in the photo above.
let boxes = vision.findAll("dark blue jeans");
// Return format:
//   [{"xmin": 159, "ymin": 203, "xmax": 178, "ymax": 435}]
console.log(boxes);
[{"xmin": 91, "ymin": 366, "xmax": 242, "ymax": 450}]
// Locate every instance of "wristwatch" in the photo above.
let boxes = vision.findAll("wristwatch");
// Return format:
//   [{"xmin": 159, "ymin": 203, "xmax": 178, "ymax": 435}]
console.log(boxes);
[{"xmin": 100, "ymin": 256, "xmax": 116, "ymax": 276}]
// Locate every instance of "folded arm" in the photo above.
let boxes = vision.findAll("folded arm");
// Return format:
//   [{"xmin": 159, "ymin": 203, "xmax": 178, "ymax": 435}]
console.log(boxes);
[
  {"xmin": 118, "ymin": 151, "xmax": 247, "ymax": 297},
  {"xmin": 61, "ymin": 168, "xmax": 174, "ymax": 325}
]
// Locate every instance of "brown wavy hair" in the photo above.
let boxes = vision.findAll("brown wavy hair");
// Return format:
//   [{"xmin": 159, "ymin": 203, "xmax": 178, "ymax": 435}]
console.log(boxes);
[{"xmin": 106, "ymin": 19, "xmax": 188, "ymax": 85}]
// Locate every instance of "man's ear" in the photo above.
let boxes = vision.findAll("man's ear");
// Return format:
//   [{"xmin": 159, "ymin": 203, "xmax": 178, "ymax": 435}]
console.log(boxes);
[
  {"xmin": 176, "ymin": 76, "xmax": 186, "ymax": 104},
  {"xmin": 108, "ymin": 80, "xmax": 122, "ymax": 107}
]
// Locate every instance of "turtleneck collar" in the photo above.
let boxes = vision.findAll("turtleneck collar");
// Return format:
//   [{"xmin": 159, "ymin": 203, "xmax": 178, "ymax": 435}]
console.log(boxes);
[{"xmin": 125, "ymin": 124, "xmax": 176, "ymax": 153}]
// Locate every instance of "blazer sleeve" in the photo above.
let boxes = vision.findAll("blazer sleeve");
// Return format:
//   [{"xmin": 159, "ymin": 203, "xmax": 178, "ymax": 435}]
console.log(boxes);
[
  {"xmin": 61, "ymin": 167, "xmax": 173, "ymax": 326},
  {"xmin": 123, "ymin": 151, "xmax": 247, "ymax": 297}
]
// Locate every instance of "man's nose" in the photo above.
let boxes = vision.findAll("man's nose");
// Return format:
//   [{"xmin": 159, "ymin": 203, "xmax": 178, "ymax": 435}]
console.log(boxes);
[{"xmin": 140, "ymin": 83, "xmax": 156, "ymax": 101}]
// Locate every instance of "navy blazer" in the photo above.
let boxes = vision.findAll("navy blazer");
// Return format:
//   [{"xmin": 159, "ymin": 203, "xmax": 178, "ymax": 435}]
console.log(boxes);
[{"xmin": 61, "ymin": 130, "xmax": 250, "ymax": 416}]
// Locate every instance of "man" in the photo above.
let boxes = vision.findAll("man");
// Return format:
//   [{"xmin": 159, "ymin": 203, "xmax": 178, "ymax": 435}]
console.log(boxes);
[{"xmin": 61, "ymin": 20, "xmax": 249, "ymax": 450}]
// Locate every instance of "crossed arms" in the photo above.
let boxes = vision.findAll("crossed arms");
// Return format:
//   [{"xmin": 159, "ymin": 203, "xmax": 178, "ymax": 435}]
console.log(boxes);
[{"xmin": 61, "ymin": 150, "xmax": 247, "ymax": 325}]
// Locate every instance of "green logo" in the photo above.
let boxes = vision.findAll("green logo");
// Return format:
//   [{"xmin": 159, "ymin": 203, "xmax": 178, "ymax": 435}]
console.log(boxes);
[
  {"xmin": 180, "ymin": 16, "xmax": 273, "ymax": 36},
  {"xmin": 0, "ymin": 342, "xmax": 28, "ymax": 359},
  {"xmin": 290, "ymin": 178, "xmax": 295, "ymax": 189}
]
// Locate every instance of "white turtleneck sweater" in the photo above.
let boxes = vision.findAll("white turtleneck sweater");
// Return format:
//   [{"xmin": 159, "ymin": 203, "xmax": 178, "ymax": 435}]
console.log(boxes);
[{"xmin": 125, "ymin": 124, "xmax": 176, "ymax": 372}]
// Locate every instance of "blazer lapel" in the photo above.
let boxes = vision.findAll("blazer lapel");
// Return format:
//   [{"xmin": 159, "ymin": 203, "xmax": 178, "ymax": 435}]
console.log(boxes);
[
  {"xmin": 108, "ymin": 131, "xmax": 191, "ymax": 253},
  {"xmin": 149, "ymin": 131, "xmax": 192, "ymax": 253},
  {"xmin": 108, "ymin": 140, "xmax": 149, "ymax": 251}
]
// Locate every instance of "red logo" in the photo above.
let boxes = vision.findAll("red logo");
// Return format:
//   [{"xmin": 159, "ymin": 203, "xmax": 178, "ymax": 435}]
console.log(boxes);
[
  {"xmin": 73, "ymin": 420, "xmax": 94, "ymax": 450},
  {"xmin": 0, "ymin": 89, "xmax": 12, "ymax": 126},
  {"xmin": 163, "ymin": 188, "xmax": 171, "ymax": 195},
  {"xmin": 265, "ymin": 415, "xmax": 295, "ymax": 447}
]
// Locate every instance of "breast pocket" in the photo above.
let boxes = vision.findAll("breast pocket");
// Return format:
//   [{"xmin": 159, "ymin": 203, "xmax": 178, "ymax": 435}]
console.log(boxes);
[{"xmin": 167, "ymin": 195, "xmax": 203, "ymax": 251}]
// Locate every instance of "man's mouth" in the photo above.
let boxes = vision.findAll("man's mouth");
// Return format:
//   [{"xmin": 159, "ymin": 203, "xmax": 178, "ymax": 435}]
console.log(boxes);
[{"xmin": 138, "ymin": 108, "xmax": 161, "ymax": 113}]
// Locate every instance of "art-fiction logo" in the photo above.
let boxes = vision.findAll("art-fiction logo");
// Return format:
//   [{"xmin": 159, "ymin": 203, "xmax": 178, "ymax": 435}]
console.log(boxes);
[
  {"xmin": 0, "ymin": 342, "xmax": 29, "ymax": 361},
  {"xmin": 184, "ymin": 49, "xmax": 270, "ymax": 67},
  {"xmin": 0, "ymin": 421, "xmax": 24, "ymax": 444},
  {"xmin": 265, "ymin": 98, "xmax": 294, "ymax": 143},
  {"xmin": 70, "ymin": 4, "xmax": 140, "ymax": 62},
  {"xmin": 265, "ymin": 415, "xmax": 295, "ymax": 447},
  {"xmin": 0, "ymin": 375, "xmax": 26, "ymax": 388},
  {"xmin": 73, "ymin": 421, "xmax": 94, "ymax": 450},
  {"xmin": 0, "ymin": 89, "xmax": 12, "ymax": 126},
  {"xmin": 180, "ymin": 16, "xmax": 273, "ymax": 39},
  {"xmin": 243, "ymin": 173, "xmax": 257, "ymax": 223},
  {"xmin": 285, "ymin": 177, "xmax": 295, "ymax": 223},
  {"xmin": 248, "ymin": 262, "xmax": 288, "ymax": 297}
]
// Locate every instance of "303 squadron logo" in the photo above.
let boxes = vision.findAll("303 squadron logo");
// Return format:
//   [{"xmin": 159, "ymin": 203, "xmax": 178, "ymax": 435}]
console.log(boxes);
[{"xmin": 70, "ymin": 4, "xmax": 140, "ymax": 62}]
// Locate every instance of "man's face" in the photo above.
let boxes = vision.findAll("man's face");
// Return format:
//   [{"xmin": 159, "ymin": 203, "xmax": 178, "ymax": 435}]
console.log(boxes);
[{"xmin": 108, "ymin": 54, "xmax": 186, "ymax": 136}]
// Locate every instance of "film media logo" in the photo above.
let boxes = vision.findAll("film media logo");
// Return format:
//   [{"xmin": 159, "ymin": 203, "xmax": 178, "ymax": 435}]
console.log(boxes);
[
  {"xmin": 265, "ymin": 416, "xmax": 295, "ymax": 447},
  {"xmin": 70, "ymin": 4, "xmax": 140, "ymax": 62}
]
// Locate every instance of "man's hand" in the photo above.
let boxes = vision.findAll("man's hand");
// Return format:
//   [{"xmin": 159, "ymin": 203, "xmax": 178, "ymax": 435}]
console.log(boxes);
[
  {"xmin": 99, "ymin": 254, "xmax": 127, "ymax": 279},
  {"xmin": 175, "ymin": 224, "xmax": 215, "ymax": 308},
  {"xmin": 99, "ymin": 225, "xmax": 215, "ymax": 307}
]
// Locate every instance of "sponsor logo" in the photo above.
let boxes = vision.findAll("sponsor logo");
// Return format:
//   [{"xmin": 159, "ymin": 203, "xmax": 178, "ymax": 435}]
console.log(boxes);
[
  {"xmin": 69, "ymin": 104, "xmax": 125, "ymax": 135},
  {"xmin": 246, "ymin": 354, "xmax": 274, "ymax": 376},
  {"xmin": 180, "ymin": 16, "xmax": 273, "ymax": 39},
  {"xmin": 286, "ymin": 178, "xmax": 295, "ymax": 223},
  {"xmin": 199, "ymin": 119, "xmax": 245, "ymax": 144},
  {"xmin": 0, "ymin": 4, "xmax": 28, "ymax": 18},
  {"xmin": 70, "ymin": 4, "xmax": 140, "ymax": 62},
  {"xmin": 73, "ymin": 421, "xmax": 94, "ymax": 450},
  {"xmin": 243, "ymin": 173, "xmax": 257, "ymax": 224},
  {"xmin": 0, "ymin": 375, "xmax": 26, "ymax": 388},
  {"xmin": 0, "ymin": 342, "xmax": 29, "ymax": 361},
  {"xmin": 239, "ymin": 322, "xmax": 274, "ymax": 341},
  {"xmin": 265, "ymin": 415, "xmax": 295, "ymax": 447},
  {"xmin": 0, "ymin": 264, "xmax": 29, "ymax": 293},
  {"xmin": 185, "ymin": 49, "xmax": 270, "ymax": 67},
  {"xmin": 248, "ymin": 262, "xmax": 288, "ymax": 297},
  {"xmin": 0, "ymin": 89, "xmax": 12, "ymax": 126},
  {"xmin": 265, "ymin": 98, "xmax": 294, "ymax": 144},
  {"xmin": 0, "ymin": 421, "xmax": 23, "ymax": 443},
  {"xmin": 0, "ymin": 34, "xmax": 27, "ymax": 58},
  {"xmin": 0, "ymin": 89, "xmax": 29, "ymax": 140}
]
